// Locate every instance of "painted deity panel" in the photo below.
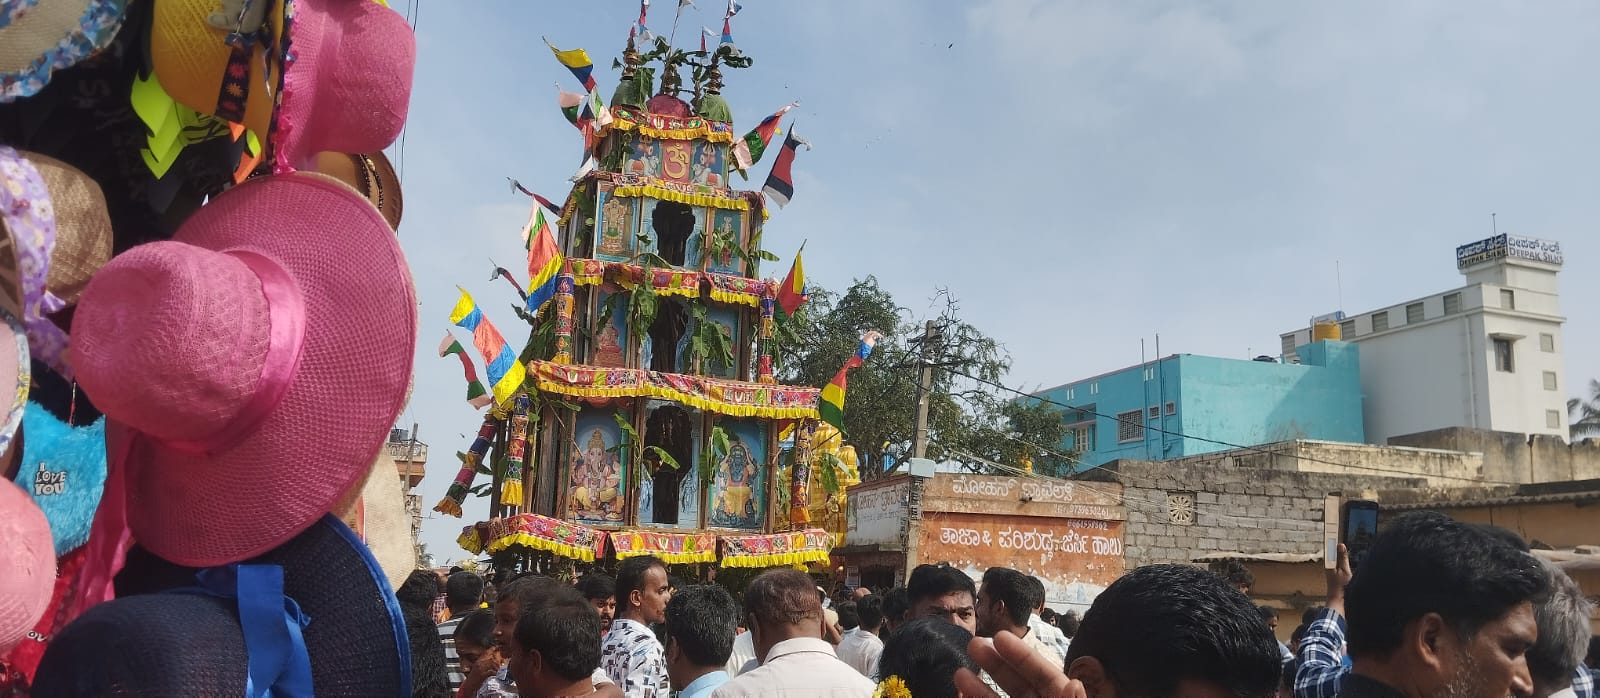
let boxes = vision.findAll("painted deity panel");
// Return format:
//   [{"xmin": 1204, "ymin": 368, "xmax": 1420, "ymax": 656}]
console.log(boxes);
[
  {"xmin": 659, "ymin": 138, "xmax": 693, "ymax": 185},
  {"xmin": 684, "ymin": 207, "xmax": 708, "ymax": 272},
  {"xmin": 623, "ymin": 134, "xmax": 662, "ymax": 178},
  {"xmin": 705, "ymin": 209, "xmax": 746, "ymax": 276},
  {"xmin": 594, "ymin": 184, "xmax": 636, "ymax": 261},
  {"xmin": 591, "ymin": 289, "xmax": 629, "ymax": 368},
  {"xmin": 565, "ymin": 410, "xmax": 627, "ymax": 525},
  {"xmin": 700, "ymin": 305, "xmax": 742, "ymax": 380},
  {"xmin": 636, "ymin": 402, "xmax": 702, "ymax": 529},
  {"xmin": 691, "ymin": 141, "xmax": 727, "ymax": 188},
  {"xmin": 707, "ymin": 419, "xmax": 767, "ymax": 530}
]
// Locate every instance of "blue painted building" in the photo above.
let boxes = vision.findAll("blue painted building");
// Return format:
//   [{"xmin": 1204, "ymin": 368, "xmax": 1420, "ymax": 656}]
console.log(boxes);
[{"xmin": 1032, "ymin": 341, "xmax": 1364, "ymax": 470}]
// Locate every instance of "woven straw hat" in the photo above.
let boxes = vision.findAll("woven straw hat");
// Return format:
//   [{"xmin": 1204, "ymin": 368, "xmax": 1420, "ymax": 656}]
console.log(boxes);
[
  {"xmin": 0, "ymin": 479, "xmax": 53, "ymax": 654},
  {"xmin": 314, "ymin": 150, "xmax": 403, "ymax": 231},
  {"xmin": 149, "ymin": 0, "xmax": 287, "ymax": 142},
  {"xmin": 23, "ymin": 153, "xmax": 113, "ymax": 306},
  {"xmin": 273, "ymin": 0, "xmax": 414, "ymax": 171},
  {"xmin": 0, "ymin": 0, "xmax": 128, "ymax": 103},
  {"xmin": 69, "ymin": 172, "xmax": 417, "ymax": 567},
  {"xmin": 34, "ymin": 515, "xmax": 412, "ymax": 694}
]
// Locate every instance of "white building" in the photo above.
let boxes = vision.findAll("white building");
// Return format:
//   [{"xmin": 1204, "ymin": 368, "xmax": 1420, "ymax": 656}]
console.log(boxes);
[{"xmin": 1280, "ymin": 235, "xmax": 1567, "ymax": 445}]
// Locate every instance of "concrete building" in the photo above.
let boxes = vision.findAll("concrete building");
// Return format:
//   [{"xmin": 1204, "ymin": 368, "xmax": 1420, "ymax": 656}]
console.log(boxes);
[
  {"xmin": 1280, "ymin": 235, "xmax": 1568, "ymax": 445},
  {"xmin": 385, "ymin": 427, "xmax": 430, "ymax": 544},
  {"xmin": 1031, "ymin": 341, "xmax": 1363, "ymax": 469}
]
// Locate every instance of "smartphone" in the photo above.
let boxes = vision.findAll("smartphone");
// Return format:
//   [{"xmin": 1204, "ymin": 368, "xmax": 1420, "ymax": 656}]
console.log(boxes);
[
  {"xmin": 1323, "ymin": 495, "xmax": 1342, "ymax": 570},
  {"xmin": 1341, "ymin": 499, "xmax": 1380, "ymax": 571}
]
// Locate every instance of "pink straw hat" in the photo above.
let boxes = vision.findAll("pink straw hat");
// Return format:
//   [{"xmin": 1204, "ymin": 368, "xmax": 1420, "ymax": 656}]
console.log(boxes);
[
  {"xmin": 273, "ymin": 0, "xmax": 415, "ymax": 172},
  {"xmin": 69, "ymin": 172, "xmax": 417, "ymax": 567},
  {"xmin": 0, "ymin": 478, "xmax": 54, "ymax": 653}
]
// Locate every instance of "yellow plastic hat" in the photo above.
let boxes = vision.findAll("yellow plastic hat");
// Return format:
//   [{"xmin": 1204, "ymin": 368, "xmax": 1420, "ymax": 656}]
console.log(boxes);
[{"xmin": 149, "ymin": 0, "xmax": 286, "ymax": 141}]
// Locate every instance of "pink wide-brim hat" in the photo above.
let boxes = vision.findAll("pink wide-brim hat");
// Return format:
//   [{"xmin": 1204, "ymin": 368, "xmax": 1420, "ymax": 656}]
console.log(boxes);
[
  {"xmin": 273, "ymin": 0, "xmax": 415, "ymax": 172},
  {"xmin": 0, "ymin": 478, "xmax": 54, "ymax": 653},
  {"xmin": 70, "ymin": 172, "xmax": 417, "ymax": 567}
]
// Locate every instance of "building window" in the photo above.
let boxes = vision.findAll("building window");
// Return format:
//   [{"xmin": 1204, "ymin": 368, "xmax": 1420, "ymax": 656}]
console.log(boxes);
[
  {"xmin": 1143, "ymin": 367, "xmax": 1155, "ymax": 381},
  {"xmin": 1148, "ymin": 406, "xmax": 1160, "ymax": 419},
  {"xmin": 1543, "ymin": 372, "xmax": 1558, "ymax": 391},
  {"xmin": 1493, "ymin": 337, "xmax": 1514, "ymax": 372},
  {"xmin": 1065, "ymin": 388, "xmax": 1074, "ymax": 400},
  {"xmin": 1339, "ymin": 319, "xmax": 1356, "ymax": 337},
  {"xmin": 1116, "ymin": 410, "xmax": 1144, "ymax": 443},
  {"xmin": 1090, "ymin": 383, "xmax": 1099, "ymax": 396},
  {"xmin": 1280, "ymin": 335, "xmax": 1296, "ymax": 356},
  {"xmin": 1067, "ymin": 424, "xmax": 1095, "ymax": 453},
  {"xmin": 1540, "ymin": 333, "xmax": 1555, "ymax": 352},
  {"xmin": 1165, "ymin": 401, "xmax": 1176, "ymax": 416},
  {"xmin": 1406, "ymin": 302, "xmax": 1424, "ymax": 324},
  {"xmin": 1166, "ymin": 492, "xmax": 1196, "ymax": 526},
  {"xmin": 1371, "ymin": 311, "xmax": 1389, "ymax": 333},
  {"xmin": 1546, "ymin": 410, "xmax": 1561, "ymax": 429},
  {"xmin": 1500, "ymin": 289, "xmax": 1515, "ymax": 310},
  {"xmin": 1443, "ymin": 292, "xmax": 1462, "ymax": 315}
]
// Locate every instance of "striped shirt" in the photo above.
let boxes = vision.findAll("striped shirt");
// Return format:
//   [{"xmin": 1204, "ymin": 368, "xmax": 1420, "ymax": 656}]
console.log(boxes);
[{"xmin": 438, "ymin": 616, "xmax": 465, "ymax": 692}]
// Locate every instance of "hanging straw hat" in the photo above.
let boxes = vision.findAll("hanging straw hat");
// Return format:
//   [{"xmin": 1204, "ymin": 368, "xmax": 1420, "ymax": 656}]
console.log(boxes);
[
  {"xmin": 0, "ymin": 0, "xmax": 128, "ymax": 103},
  {"xmin": 69, "ymin": 171, "xmax": 417, "ymax": 567},
  {"xmin": 22, "ymin": 153, "xmax": 113, "ymax": 307},
  {"xmin": 33, "ymin": 514, "xmax": 412, "ymax": 695},
  {"xmin": 272, "ymin": 0, "xmax": 414, "ymax": 171},
  {"xmin": 149, "ymin": 0, "xmax": 288, "ymax": 144},
  {"xmin": 0, "ymin": 479, "xmax": 54, "ymax": 654},
  {"xmin": 313, "ymin": 150, "xmax": 403, "ymax": 230}
]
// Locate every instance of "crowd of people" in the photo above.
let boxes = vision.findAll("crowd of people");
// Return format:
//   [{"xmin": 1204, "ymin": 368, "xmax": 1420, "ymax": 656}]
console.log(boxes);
[{"xmin": 404, "ymin": 512, "xmax": 1596, "ymax": 698}]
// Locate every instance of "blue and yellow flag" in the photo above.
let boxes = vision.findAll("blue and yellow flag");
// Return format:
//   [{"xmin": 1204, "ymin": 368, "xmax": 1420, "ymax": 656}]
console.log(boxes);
[
  {"xmin": 544, "ymin": 38, "xmax": 597, "ymax": 92},
  {"xmin": 524, "ymin": 205, "xmax": 563, "ymax": 314},
  {"xmin": 449, "ymin": 288, "xmax": 526, "ymax": 406}
]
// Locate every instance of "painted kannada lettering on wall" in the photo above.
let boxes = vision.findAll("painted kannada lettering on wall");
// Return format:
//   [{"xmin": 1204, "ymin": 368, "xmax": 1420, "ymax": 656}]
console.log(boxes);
[{"xmin": 919, "ymin": 511, "xmax": 1125, "ymax": 613}]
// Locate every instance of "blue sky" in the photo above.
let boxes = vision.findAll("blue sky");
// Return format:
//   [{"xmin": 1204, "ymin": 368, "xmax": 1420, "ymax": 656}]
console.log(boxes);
[{"xmin": 392, "ymin": 1, "xmax": 1600, "ymax": 564}]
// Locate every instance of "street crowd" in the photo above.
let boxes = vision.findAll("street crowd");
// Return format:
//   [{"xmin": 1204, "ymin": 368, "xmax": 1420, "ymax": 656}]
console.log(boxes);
[{"xmin": 406, "ymin": 512, "xmax": 1598, "ymax": 698}]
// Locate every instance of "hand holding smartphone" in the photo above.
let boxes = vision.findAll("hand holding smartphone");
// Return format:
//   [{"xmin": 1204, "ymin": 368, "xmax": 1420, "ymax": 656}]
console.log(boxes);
[{"xmin": 1341, "ymin": 499, "xmax": 1380, "ymax": 572}]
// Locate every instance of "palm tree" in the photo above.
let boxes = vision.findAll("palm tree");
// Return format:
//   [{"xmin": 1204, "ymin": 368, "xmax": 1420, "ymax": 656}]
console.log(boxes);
[{"xmin": 1569, "ymin": 379, "xmax": 1600, "ymax": 441}]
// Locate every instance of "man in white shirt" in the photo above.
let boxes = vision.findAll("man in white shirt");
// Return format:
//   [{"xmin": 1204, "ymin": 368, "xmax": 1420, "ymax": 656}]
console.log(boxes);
[
  {"xmin": 600, "ymin": 555, "xmax": 673, "ymax": 697},
  {"xmin": 710, "ymin": 569, "xmax": 874, "ymax": 698},
  {"xmin": 1025, "ymin": 576, "xmax": 1071, "ymax": 661},
  {"xmin": 976, "ymin": 567, "xmax": 1064, "ymax": 670},
  {"xmin": 835, "ymin": 596, "xmax": 885, "ymax": 679}
]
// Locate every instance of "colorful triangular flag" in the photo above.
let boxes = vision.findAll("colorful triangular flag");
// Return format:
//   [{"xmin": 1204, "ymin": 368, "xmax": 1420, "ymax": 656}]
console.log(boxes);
[
  {"xmin": 819, "ymin": 331, "xmax": 882, "ymax": 431},
  {"xmin": 762, "ymin": 128, "xmax": 810, "ymax": 208},
  {"xmin": 776, "ymin": 247, "xmax": 807, "ymax": 315},
  {"xmin": 448, "ymin": 289, "xmax": 526, "ymax": 406},
  {"xmin": 732, "ymin": 102, "xmax": 797, "ymax": 173},
  {"xmin": 544, "ymin": 38, "xmax": 597, "ymax": 92},
  {"xmin": 438, "ymin": 333, "xmax": 495, "ymax": 409},
  {"xmin": 523, "ymin": 204, "xmax": 564, "ymax": 315}
]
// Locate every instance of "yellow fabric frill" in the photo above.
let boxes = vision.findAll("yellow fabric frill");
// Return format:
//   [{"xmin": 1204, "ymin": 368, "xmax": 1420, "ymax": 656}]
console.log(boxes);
[
  {"xmin": 499, "ymin": 479, "xmax": 524, "ymax": 507},
  {"xmin": 433, "ymin": 497, "xmax": 463, "ymax": 518},
  {"xmin": 529, "ymin": 376, "xmax": 820, "ymax": 421},
  {"xmin": 615, "ymin": 547, "xmax": 718, "ymax": 564},
  {"xmin": 457, "ymin": 528, "xmax": 484, "ymax": 554},
  {"xmin": 719, "ymin": 549, "xmax": 833, "ymax": 569},
  {"xmin": 603, "ymin": 117, "xmax": 736, "ymax": 143},
  {"xmin": 611, "ymin": 184, "xmax": 751, "ymax": 212},
  {"xmin": 706, "ymin": 286, "xmax": 763, "ymax": 308},
  {"xmin": 484, "ymin": 532, "xmax": 599, "ymax": 563}
]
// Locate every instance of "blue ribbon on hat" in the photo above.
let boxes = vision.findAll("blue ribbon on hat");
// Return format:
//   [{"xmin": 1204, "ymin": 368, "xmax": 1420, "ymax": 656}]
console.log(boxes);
[{"xmin": 173, "ymin": 563, "xmax": 314, "ymax": 697}]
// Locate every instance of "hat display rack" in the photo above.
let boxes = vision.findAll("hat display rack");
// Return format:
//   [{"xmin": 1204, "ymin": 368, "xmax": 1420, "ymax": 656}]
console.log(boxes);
[
  {"xmin": 0, "ymin": 0, "xmax": 420, "ymax": 694},
  {"xmin": 433, "ymin": 4, "xmax": 855, "ymax": 589}
]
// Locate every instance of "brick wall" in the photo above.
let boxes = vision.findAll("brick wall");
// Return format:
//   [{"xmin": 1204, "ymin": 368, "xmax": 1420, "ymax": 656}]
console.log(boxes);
[{"xmin": 1102, "ymin": 460, "xmax": 1427, "ymax": 568}]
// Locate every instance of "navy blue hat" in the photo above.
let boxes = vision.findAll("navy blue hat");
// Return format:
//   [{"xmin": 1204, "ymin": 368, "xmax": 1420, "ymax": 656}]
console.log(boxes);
[{"xmin": 33, "ymin": 515, "xmax": 411, "ymax": 696}]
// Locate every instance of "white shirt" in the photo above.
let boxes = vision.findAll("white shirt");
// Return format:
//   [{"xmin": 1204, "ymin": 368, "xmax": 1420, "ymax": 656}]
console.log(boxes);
[
  {"xmin": 835, "ymin": 627, "xmax": 884, "ymax": 679},
  {"xmin": 726, "ymin": 630, "xmax": 757, "ymax": 677},
  {"xmin": 709, "ymin": 637, "xmax": 875, "ymax": 698},
  {"xmin": 1027, "ymin": 614, "xmax": 1071, "ymax": 663}
]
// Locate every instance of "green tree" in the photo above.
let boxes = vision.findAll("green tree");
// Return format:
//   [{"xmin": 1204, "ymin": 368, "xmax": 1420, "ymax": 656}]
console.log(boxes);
[
  {"xmin": 1569, "ymin": 378, "xmax": 1600, "ymax": 441},
  {"xmin": 776, "ymin": 278, "xmax": 1069, "ymax": 479}
]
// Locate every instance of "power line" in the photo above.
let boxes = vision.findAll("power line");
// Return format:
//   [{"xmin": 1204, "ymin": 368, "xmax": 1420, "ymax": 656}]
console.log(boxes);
[{"xmin": 940, "ymin": 367, "xmax": 1520, "ymax": 487}]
